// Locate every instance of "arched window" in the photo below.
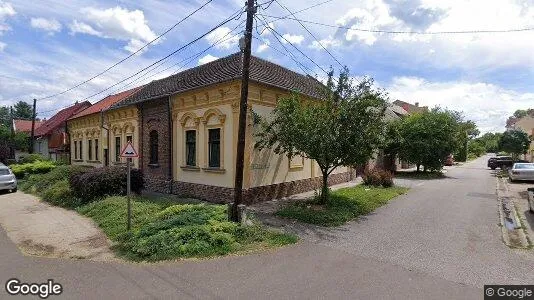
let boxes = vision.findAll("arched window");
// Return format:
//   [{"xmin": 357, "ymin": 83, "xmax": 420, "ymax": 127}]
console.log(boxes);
[{"xmin": 149, "ymin": 130, "xmax": 159, "ymax": 164}]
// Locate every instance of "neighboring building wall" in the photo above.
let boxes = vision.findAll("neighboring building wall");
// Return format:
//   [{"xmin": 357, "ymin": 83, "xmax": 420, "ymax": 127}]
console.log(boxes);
[
  {"xmin": 107, "ymin": 106, "xmax": 140, "ymax": 168},
  {"xmin": 140, "ymin": 97, "xmax": 172, "ymax": 193},
  {"xmin": 167, "ymin": 81, "xmax": 353, "ymax": 203},
  {"xmin": 33, "ymin": 137, "xmax": 48, "ymax": 158}
]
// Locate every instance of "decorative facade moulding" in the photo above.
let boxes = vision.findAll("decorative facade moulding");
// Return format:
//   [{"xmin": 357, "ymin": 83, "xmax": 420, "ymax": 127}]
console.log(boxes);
[{"xmin": 201, "ymin": 108, "xmax": 226, "ymax": 125}]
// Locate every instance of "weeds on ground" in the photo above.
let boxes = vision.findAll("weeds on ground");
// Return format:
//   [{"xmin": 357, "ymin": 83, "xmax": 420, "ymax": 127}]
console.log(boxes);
[{"xmin": 277, "ymin": 185, "xmax": 409, "ymax": 227}]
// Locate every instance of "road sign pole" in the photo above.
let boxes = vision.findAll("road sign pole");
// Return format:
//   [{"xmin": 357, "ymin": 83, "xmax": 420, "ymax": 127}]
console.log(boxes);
[{"xmin": 126, "ymin": 159, "xmax": 131, "ymax": 232}]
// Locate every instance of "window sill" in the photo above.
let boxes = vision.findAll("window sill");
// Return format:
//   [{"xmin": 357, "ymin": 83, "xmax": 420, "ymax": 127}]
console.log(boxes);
[
  {"xmin": 289, "ymin": 166, "xmax": 304, "ymax": 171},
  {"xmin": 87, "ymin": 160, "xmax": 101, "ymax": 164},
  {"xmin": 148, "ymin": 163, "xmax": 160, "ymax": 168},
  {"xmin": 181, "ymin": 166, "xmax": 200, "ymax": 171},
  {"xmin": 202, "ymin": 167, "xmax": 226, "ymax": 174},
  {"xmin": 72, "ymin": 159, "xmax": 84, "ymax": 162}
]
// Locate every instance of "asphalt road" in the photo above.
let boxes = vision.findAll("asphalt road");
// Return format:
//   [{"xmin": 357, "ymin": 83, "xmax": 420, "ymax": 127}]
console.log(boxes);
[{"xmin": 0, "ymin": 155, "xmax": 523, "ymax": 299}]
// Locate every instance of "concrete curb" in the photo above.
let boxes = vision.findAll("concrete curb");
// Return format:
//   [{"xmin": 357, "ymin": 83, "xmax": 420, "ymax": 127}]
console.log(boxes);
[{"xmin": 496, "ymin": 176, "xmax": 530, "ymax": 249}]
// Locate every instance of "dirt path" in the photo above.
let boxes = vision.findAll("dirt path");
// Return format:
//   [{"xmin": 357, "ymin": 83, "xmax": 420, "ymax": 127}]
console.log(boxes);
[{"xmin": 0, "ymin": 191, "xmax": 115, "ymax": 261}]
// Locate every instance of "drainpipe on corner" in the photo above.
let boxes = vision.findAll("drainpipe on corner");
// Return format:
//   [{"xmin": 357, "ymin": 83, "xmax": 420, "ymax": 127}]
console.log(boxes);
[{"xmin": 168, "ymin": 96, "xmax": 173, "ymax": 194}]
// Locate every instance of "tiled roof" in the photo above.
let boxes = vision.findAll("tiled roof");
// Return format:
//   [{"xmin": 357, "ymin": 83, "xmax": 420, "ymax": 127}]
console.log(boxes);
[
  {"xmin": 35, "ymin": 101, "xmax": 91, "ymax": 136},
  {"xmin": 392, "ymin": 100, "xmax": 428, "ymax": 114},
  {"xmin": 70, "ymin": 87, "xmax": 143, "ymax": 120},
  {"xmin": 13, "ymin": 119, "xmax": 43, "ymax": 133},
  {"xmin": 112, "ymin": 53, "xmax": 325, "ymax": 108}
]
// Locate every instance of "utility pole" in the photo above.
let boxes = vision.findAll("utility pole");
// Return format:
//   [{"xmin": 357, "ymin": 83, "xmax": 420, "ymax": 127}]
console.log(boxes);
[
  {"xmin": 231, "ymin": 0, "xmax": 255, "ymax": 222},
  {"xmin": 9, "ymin": 106, "xmax": 14, "ymax": 159},
  {"xmin": 29, "ymin": 99, "xmax": 36, "ymax": 154}
]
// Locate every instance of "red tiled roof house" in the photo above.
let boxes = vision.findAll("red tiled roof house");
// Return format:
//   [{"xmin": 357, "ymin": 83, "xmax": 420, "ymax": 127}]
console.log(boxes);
[{"xmin": 34, "ymin": 102, "xmax": 91, "ymax": 161}]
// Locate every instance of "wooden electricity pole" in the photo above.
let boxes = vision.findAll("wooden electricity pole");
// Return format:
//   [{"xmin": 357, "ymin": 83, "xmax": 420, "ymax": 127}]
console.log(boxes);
[
  {"xmin": 29, "ymin": 98, "xmax": 36, "ymax": 154},
  {"xmin": 231, "ymin": 0, "xmax": 255, "ymax": 222}
]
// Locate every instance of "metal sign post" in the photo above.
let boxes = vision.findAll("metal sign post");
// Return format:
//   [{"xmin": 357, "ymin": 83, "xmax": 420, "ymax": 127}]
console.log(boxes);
[{"xmin": 120, "ymin": 141, "xmax": 139, "ymax": 232}]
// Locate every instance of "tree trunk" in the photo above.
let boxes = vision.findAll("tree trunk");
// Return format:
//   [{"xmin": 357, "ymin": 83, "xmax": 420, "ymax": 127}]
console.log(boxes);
[
  {"xmin": 319, "ymin": 170, "xmax": 329, "ymax": 205},
  {"xmin": 416, "ymin": 164, "xmax": 420, "ymax": 172}
]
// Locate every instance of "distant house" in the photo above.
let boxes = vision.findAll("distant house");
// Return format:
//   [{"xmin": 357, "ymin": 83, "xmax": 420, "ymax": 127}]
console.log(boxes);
[
  {"xmin": 392, "ymin": 100, "xmax": 428, "ymax": 114},
  {"xmin": 34, "ymin": 102, "xmax": 91, "ymax": 161},
  {"xmin": 11, "ymin": 119, "xmax": 43, "ymax": 160},
  {"xmin": 505, "ymin": 114, "xmax": 534, "ymax": 161},
  {"xmin": 67, "ymin": 87, "xmax": 141, "ymax": 167}
]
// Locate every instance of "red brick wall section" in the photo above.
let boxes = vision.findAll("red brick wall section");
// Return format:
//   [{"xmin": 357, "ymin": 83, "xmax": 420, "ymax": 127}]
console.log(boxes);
[
  {"xmin": 140, "ymin": 97, "xmax": 172, "ymax": 192},
  {"xmin": 171, "ymin": 170, "xmax": 355, "ymax": 204}
]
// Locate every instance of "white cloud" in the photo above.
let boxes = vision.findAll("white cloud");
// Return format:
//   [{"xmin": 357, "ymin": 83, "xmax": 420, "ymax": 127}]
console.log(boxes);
[
  {"xmin": 0, "ymin": 1, "xmax": 16, "ymax": 34},
  {"xmin": 70, "ymin": 6, "xmax": 158, "ymax": 54},
  {"xmin": 30, "ymin": 17, "xmax": 62, "ymax": 33},
  {"xmin": 310, "ymin": 36, "xmax": 342, "ymax": 49},
  {"xmin": 281, "ymin": 34, "xmax": 305, "ymax": 45},
  {"xmin": 0, "ymin": 41, "xmax": 5, "ymax": 51},
  {"xmin": 387, "ymin": 76, "xmax": 534, "ymax": 133},
  {"xmin": 205, "ymin": 26, "xmax": 240, "ymax": 50},
  {"xmin": 198, "ymin": 54, "xmax": 218, "ymax": 65}
]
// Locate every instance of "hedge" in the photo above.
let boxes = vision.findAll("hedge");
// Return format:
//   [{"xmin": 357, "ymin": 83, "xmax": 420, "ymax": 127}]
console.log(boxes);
[
  {"xmin": 10, "ymin": 160, "xmax": 56, "ymax": 178},
  {"xmin": 70, "ymin": 166, "xmax": 143, "ymax": 204}
]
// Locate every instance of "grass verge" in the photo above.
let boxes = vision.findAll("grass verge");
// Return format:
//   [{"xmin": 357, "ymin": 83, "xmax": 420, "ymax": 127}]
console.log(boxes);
[
  {"xmin": 78, "ymin": 196, "xmax": 297, "ymax": 261},
  {"xmin": 277, "ymin": 185, "xmax": 409, "ymax": 227}
]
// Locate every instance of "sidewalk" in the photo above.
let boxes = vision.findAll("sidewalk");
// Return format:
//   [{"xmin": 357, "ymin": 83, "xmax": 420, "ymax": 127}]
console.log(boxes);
[{"xmin": 0, "ymin": 191, "xmax": 115, "ymax": 261}]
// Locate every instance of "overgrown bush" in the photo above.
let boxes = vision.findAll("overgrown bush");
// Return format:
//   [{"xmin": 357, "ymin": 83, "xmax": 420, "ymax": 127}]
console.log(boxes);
[
  {"xmin": 21, "ymin": 165, "xmax": 89, "ymax": 194},
  {"xmin": 78, "ymin": 197, "xmax": 297, "ymax": 261},
  {"xmin": 362, "ymin": 168, "xmax": 394, "ymax": 187},
  {"xmin": 10, "ymin": 160, "xmax": 56, "ymax": 178},
  {"xmin": 70, "ymin": 166, "xmax": 143, "ymax": 204},
  {"xmin": 42, "ymin": 179, "xmax": 80, "ymax": 208}
]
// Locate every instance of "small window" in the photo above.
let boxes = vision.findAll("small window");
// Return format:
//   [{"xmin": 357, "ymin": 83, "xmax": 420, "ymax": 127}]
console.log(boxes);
[
  {"xmin": 79, "ymin": 140, "xmax": 83, "ymax": 160},
  {"xmin": 149, "ymin": 130, "xmax": 159, "ymax": 164},
  {"xmin": 115, "ymin": 137, "xmax": 121, "ymax": 162},
  {"xmin": 95, "ymin": 139, "xmax": 99, "ymax": 161},
  {"xmin": 88, "ymin": 140, "xmax": 92, "ymax": 161},
  {"xmin": 74, "ymin": 141, "xmax": 78, "ymax": 160},
  {"xmin": 208, "ymin": 128, "xmax": 221, "ymax": 168},
  {"xmin": 185, "ymin": 130, "xmax": 196, "ymax": 166}
]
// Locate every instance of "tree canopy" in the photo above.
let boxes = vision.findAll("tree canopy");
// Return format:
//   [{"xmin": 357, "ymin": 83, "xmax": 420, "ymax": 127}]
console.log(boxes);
[
  {"xmin": 498, "ymin": 130, "xmax": 530, "ymax": 158},
  {"xmin": 255, "ymin": 69, "xmax": 387, "ymax": 204}
]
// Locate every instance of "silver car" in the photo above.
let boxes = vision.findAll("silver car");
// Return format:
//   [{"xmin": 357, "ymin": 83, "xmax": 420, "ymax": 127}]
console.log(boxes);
[
  {"xmin": 0, "ymin": 163, "xmax": 17, "ymax": 193},
  {"xmin": 509, "ymin": 163, "xmax": 534, "ymax": 182}
]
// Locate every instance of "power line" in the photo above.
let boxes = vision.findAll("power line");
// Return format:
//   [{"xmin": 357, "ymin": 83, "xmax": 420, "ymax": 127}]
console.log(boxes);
[
  {"xmin": 273, "ymin": 0, "xmax": 344, "ymax": 69},
  {"xmin": 255, "ymin": 15, "xmax": 331, "ymax": 78},
  {"xmin": 258, "ymin": 13, "xmax": 534, "ymax": 34},
  {"xmin": 36, "ymin": 0, "xmax": 214, "ymax": 101},
  {"xmin": 37, "ymin": 8, "xmax": 245, "ymax": 115},
  {"xmin": 117, "ymin": 20, "xmax": 246, "ymax": 94}
]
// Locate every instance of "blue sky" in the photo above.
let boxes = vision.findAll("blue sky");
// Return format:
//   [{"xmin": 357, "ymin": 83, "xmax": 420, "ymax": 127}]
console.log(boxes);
[{"xmin": 1, "ymin": 0, "xmax": 534, "ymax": 133}]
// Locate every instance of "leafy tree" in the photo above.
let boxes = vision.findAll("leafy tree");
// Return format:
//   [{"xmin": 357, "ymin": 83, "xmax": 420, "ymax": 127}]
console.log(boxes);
[
  {"xmin": 397, "ymin": 108, "xmax": 459, "ymax": 172},
  {"xmin": 468, "ymin": 139, "xmax": 486, "ymax": 158},
  {"xmin": 454, "ymin": 119, "xmax": 479, "ymax": 162},
  {"xmin": 513, "ymin": 109, "xmax": 528, "ymax": 119},
  {"xmin": 0, "ymin": 106, "xmax": 9, "ymax": 127},
  {"xmin": 13, "ymin": 101, "xmax": 33, "ymax": 120},
  {"xmin": 255, "ymin": 69, "xmax": 387, "ymax": 204},
  {"xmin": 475, "ymin": 132, "xmax": 502, "ymax": 153},
  {"xmin": 498, "ymin": 130, "xmax": 530, "ymax": 159}
]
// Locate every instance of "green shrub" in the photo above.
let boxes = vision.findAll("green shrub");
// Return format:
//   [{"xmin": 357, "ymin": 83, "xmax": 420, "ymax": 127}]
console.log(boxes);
[
  {"xmin": 70, "ymin": 166, "xmax": 143, "ymax": 204},
  {"xmin": 42, "ymin": 179, "xmax": 80, "ymax": 208},
  {"xmin": 20, "ymin": 165, "xmax": 88, "ymax": 194},
  {"xmin": 18, "ymin": 153, "xmax": 49, "ymax": 164},
  {"xmin": 79, "ymin": 197, "xmax": 297, "ymax": 261},
  {"xmin": 11, "ymin": 160, "xmax": 56, "ymax": 178},
  {"xmin": 362, "ymin": 168, "xmax": 394, "ymax": 187}
]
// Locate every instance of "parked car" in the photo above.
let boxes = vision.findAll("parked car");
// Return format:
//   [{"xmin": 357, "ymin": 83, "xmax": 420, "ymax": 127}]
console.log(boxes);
[
  {"xmin": 509, "ymin": 163, "xmax": 534, "ymax": 182},
  {"xmin": 487, "ymin": 156, "xmax": 528, "ymax": 170},
  {"xmin": 0, "ymin": 163, "xmax": 17, "ymax": 193}
]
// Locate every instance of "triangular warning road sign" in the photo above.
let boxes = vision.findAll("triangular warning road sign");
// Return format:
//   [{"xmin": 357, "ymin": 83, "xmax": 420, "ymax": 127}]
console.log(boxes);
[{"xmin": 120, "ymin": 141, "xmax": 139, "ymax": 158}]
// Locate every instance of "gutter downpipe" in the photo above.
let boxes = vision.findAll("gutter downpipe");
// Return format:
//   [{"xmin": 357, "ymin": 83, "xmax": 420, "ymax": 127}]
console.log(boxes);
[{"xmin": 168, "ymin": 96, "xmax": 173, "ymax": 194}]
